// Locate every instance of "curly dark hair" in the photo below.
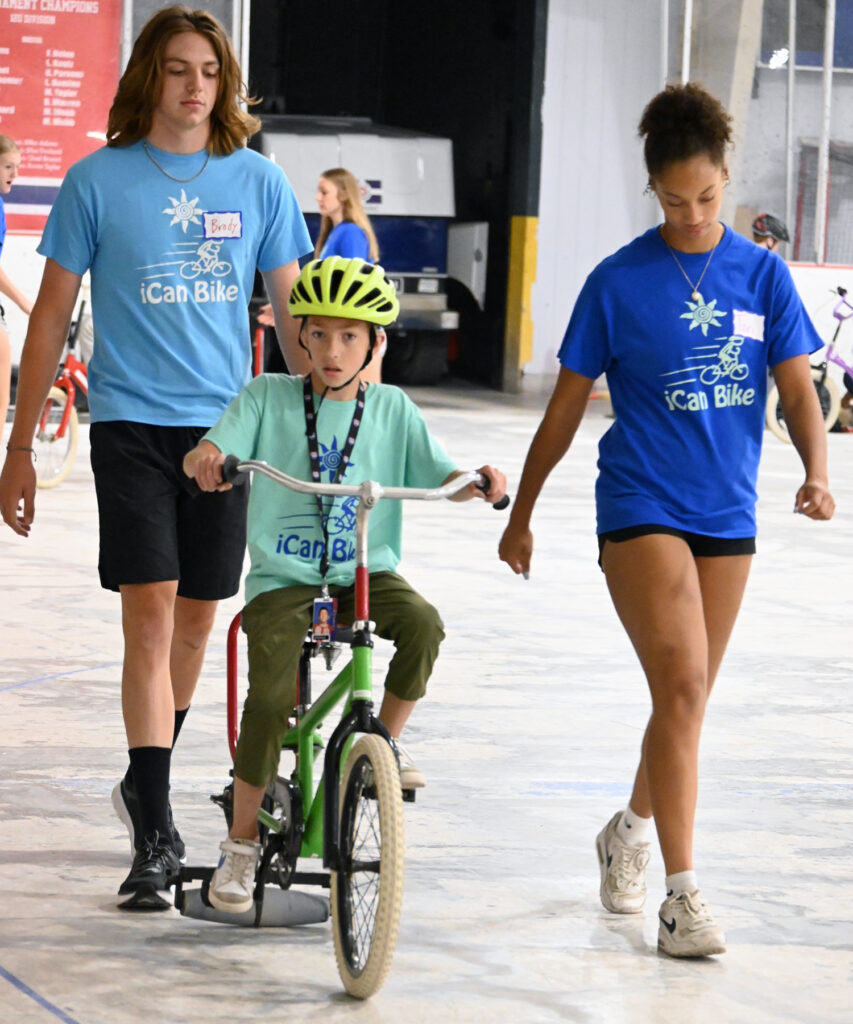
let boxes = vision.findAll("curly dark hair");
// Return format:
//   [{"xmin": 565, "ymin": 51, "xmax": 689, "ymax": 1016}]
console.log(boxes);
[
  {"xmin": 106, "ymin": 6, "xmax": 260, "ymax": 155},
  {"xmin": 638, "ymin": 83, "xmax": 732, "ymax": 177}
]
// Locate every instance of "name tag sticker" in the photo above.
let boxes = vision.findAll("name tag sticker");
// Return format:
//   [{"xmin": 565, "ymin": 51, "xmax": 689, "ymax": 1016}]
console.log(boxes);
[
  {"xmin": 203, "ymin": 212, "xmax": 243, "ymax": 239},
  {"xmin": 733, "ymin": 309, "xmax": 765, "ymax": 341}
]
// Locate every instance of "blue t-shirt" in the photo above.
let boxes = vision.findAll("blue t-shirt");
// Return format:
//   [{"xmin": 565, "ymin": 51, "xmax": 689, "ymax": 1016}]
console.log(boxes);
[
  {"xmin": 558, "ymin": 225, "xmax": 822, "ymax": 537},
  {"xmin": 204, "ymin": 375, "xmax": 457, "ymax": 602},
  {"xmin": 38, "ymin": 141, "xmax": 312, "ymax": 425},
  {"xmin": 320, "ymin": 221, "xmax": 371, "ymax": 261}
]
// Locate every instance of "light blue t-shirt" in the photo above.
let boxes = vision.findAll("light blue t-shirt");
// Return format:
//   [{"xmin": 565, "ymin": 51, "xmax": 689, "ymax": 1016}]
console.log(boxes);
[
  {"xmin": 204, "ymin": 375, "xmax": 457, "ymax": 602},
  {"xmin": 38, "ymin": 141, "xmax": 312, "ymax": 425},
  {"xmin": 559, "ymin": 225, "xmax": 822, "ymax": 537},
  {"xmin": 320, "ymin": 221, "xmax": 371, "ymax": 261}
]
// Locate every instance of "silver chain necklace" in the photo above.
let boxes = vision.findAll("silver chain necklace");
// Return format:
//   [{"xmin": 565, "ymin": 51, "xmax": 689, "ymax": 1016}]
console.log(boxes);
[
  {"xmin": 662, "ymin": 227, "xmax": 721, "ymax": 301},
  {"xmin": 142, "ymin": 140, "xmax": 210, "ymax": 183}
]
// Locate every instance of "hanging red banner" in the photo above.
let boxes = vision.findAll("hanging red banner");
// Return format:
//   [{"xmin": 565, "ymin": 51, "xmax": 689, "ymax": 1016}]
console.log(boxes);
[{"xmin": 0, "ymin": 0, "xmax": 122, "ymax": 234}]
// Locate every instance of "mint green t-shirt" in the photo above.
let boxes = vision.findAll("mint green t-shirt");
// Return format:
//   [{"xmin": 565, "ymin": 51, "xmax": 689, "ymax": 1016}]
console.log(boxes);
[{"xmin": 204, "ymin": 375, "xmax": 457, "ymax": 604}]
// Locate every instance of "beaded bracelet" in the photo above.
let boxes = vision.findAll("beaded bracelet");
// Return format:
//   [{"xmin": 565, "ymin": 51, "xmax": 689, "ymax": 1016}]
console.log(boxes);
[{"xmin": 5, "ymin": 444, "xmax": 37, "ymax": 462}]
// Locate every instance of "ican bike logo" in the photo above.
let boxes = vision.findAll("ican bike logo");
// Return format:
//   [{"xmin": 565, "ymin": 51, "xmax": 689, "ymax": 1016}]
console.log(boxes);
[
  {"xmin": 137, "ymin": 190, "xmax": 241, "ymax": 307},
  {"xmin": 662, "ymin": 335, "xmax": 756, "ymax": 412}
]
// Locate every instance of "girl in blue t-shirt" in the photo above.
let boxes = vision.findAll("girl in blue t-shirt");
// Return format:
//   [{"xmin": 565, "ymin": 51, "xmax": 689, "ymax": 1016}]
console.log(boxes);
[
  {"xmin": 257, "ymin": 167, "xmax": 385, "ymax": 379},
  {"xmin": 499, "ymin": 83, "xmax": 834, "ymax": 959},
  {"xmin": 314, "ymin": 166, "xmax": 379, "ymax": 263},
  {"xmin": 0, "ymin": 135, "xmax": 34, "ymax": 434}
]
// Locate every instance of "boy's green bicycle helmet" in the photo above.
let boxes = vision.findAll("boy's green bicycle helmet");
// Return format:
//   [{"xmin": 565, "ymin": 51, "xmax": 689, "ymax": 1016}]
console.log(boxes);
[{"xmin": 289, "ymin": 256, "xmax": 399, "ymax": 325}]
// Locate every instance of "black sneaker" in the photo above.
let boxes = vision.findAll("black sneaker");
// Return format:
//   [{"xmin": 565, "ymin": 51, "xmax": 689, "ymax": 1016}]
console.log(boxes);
[
  {"xmin": 111, "ymin": 775, "xmax": 186, "ymax": 863},
  {"xmin": 117, "ymin": 832, "xmax": 181, "ymax": 911}
]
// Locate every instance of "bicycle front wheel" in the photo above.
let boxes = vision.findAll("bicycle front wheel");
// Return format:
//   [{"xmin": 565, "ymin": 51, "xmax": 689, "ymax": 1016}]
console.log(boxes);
[
  {"xmin": 34, "ymin": 387, "xmax": 79, "ymax": 489},
  {"xmin": 330, "ymin": 733, "xmax": 404, "ymax": 1000},
  {"xmin": 766, "ymin": 369, "xmax": 840, "ymax": 443}
]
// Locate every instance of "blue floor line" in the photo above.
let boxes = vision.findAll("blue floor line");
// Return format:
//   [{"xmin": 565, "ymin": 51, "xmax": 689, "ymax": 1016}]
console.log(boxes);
[
  {"xmin": 0, "ymin": 964, "xmax": 82, "ymax": 1024},
  {"xmin": 0, "ymin": 663, "xmax": 121, "ymax": 694}
]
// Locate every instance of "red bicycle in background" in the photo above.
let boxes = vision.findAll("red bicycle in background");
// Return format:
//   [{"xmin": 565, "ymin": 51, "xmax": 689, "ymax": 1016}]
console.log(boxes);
[
  {"xmin": 32, "ymin": 317, "xmax": 266, "ymax": 489},
  {"xmin": 33, "ymin": 301, "xmax": 88, "ymax": 489}
]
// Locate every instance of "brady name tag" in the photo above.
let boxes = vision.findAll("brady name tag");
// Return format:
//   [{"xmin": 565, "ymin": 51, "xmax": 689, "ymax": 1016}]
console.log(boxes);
[{"xmin": 203, "ymin": 211, "xmax": 243, "ymax": 239}]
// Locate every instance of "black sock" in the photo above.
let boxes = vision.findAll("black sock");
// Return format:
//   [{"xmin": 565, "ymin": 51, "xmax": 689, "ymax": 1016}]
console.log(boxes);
[
  {"xmin": 124, "ymin": 706, "xmax": 190, "ymax": 787},
  {"xmin": 172, "ymin": 705, "xmax": 190, "ymax": 748},
  {"xmin": 127, "ymin": 746, "xmax": 171, "ymax": 842}
]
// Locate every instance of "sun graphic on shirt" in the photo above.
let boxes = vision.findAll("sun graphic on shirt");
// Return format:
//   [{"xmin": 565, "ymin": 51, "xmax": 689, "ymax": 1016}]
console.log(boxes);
[
  {"xmin": 679, "ymin": 292, "xmax": 726, "ymax": 336},
  {"xmin": 162, "ymin": 189, "xmax": 204, "ymax": 233},
  {"xmin": 319, "ymin": 437, "xmax": 353, "ymax": 481}
]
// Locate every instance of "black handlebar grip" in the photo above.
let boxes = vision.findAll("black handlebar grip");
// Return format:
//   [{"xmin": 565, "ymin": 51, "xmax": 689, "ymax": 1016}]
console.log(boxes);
[
  {"xmin": 222, "ymin": 454, "xmax": 249, "ymax": 485},
  {"xmin": 477, "ymin": 475, "xmax": 511, "ymax": 511}
]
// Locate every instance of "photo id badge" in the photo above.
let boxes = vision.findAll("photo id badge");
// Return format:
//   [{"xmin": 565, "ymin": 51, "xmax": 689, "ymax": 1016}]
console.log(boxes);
[{"xmin": 312, "ymin": 597, "xmax": 337, "ymax": 642}]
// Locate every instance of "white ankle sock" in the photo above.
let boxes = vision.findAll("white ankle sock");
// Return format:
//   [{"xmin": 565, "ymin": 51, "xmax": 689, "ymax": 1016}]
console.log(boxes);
[
  {"xmin": 616, "ymin": 805, "xmax": 653, "ymax": 845},
  {"xmin": 665, "ymin": 870, "xmax": 698, "ymax": 896}
]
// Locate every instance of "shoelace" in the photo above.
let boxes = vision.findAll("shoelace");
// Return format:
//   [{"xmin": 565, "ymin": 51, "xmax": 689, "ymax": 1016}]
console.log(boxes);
[
  {"xmin": 613, "ymin": 843, "xmax": 650, "ymax": 890},
  {"xmin": 677, "ymin": 890, "xmax": 713, "ymax": 928},
  {"xmin": 393, "ymin": 741, "xmax": 415, "ymax": 769},
  {"xmin": 220, "ymin": 845, "xmax": 256, "ymax": 889}
]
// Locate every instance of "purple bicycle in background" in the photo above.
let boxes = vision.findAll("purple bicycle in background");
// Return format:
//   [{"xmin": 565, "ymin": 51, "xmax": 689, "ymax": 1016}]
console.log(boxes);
[{"xmin": 766, "ymin": 285, "xmax": 853, "ymax": 443}]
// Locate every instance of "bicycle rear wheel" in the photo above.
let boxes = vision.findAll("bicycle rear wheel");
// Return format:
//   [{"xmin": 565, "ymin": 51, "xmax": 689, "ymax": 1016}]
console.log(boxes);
[
  {"xmin": 330, "ymin": 733, "xmax": 404, "ymax": 999},
  {"xmin": 765, "ymin": 369, "xmax": 840, "ymax": 444},
  {"xmin": 34, "ymin": 387, "xmax": 79, "ymax": 489}
]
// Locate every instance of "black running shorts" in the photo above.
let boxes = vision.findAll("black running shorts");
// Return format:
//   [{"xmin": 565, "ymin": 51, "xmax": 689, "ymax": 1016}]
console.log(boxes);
[
  {"xmin": 90, "ymin": 421, "xmax": 248, "ymax": 600},
  {"xmin": 598, "ymin": 524, "xmax": 755, "ymax": 566}
]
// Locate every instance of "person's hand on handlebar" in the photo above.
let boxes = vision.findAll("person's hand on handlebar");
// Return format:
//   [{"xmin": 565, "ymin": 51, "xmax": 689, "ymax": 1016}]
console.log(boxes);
[
  {"xmin": 444, "ymin": 465, "xmax": 507, "ymax": 505},
  {"xmin": 183, "ymin": 440, "xmax": 232, "ymax": 492}
]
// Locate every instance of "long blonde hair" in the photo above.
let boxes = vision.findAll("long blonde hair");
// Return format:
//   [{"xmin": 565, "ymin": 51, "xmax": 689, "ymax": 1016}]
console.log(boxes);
[
  {"xmin": 0, "ymin": 135, "xmax": 20, "ymax": 158},
  {"xmin": 106, "ymin": 6, "xmax": 260, "ymax": 155},
  {"xmin": 315, "ymin": 167, "xmax": 379, "ymax": 262}
]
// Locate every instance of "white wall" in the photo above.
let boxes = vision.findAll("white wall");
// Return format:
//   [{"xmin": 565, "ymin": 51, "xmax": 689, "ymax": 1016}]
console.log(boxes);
[{"xmin": 528, "ymin": 0, "xmax": 663, "ymax": 379}]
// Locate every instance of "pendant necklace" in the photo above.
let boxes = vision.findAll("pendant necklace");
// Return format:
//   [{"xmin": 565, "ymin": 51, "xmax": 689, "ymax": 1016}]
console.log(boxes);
[
  {"xmin": 142, "ymin": 140, "xmax": 210, "ymax": 183},
  {"xmin": 662, "ymin": 226, "xmax": 721, "ymax": 301}
]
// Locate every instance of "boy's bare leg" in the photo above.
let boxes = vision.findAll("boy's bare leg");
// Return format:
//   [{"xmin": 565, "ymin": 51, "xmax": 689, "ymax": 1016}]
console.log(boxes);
[
  {"xmin": 229, "ymin": 777, "xmax": 266, "ymax": 841},
  {"xmin": 378, "ymin": 693, "xmax": 416, "ymax": 737}
]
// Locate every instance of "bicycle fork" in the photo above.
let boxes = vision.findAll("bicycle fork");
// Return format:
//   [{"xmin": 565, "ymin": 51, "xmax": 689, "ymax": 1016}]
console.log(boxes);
[{"xmin": 321, "ymin": 485, "xmax": 395, "ymax": 873}]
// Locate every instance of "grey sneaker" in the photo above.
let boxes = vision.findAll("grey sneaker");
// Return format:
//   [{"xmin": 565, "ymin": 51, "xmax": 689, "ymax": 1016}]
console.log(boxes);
[
  {"xmin": 392, "ymin": 740, "xmax": 426, "ymax": 789},
  {"xmin": 595, "ymin": 811, "xmax": 650, "ymax": 914},
  {"xmin": 209, "ymin": 838, "xmax": 261, "ymax": 914},
  {"xmin": 658, "ymin": 888, "xmax": 726, "ymax": 957}
]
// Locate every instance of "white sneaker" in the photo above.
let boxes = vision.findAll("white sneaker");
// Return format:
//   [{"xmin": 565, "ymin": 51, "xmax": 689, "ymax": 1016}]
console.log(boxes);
[
  {"xmin": 595, "ymin": 811, "xmax": 650, "ymax": 914},
  {"xmin": 392, "ymin": 740, "xmax": 426, "ymax": 789},
  {"xmin": 208, "ymin": 838, "xmax": 261, "ymax": 914},
  {"xmin": 658, "ymin": 888, "xmax": 726, "ymax": 957}
]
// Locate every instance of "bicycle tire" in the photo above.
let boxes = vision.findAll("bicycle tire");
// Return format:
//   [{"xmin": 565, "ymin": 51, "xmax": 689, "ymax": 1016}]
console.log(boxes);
[
  {"xmin": 766, "ymin": 369, "xmax": 840, "ymax": 444},
  {"xmin": 330, "ymin": 733, "xmax": 404, "ymax": 999},
  {"xmin": 34, "ymin": 387, "xmax": 79, "ymax": 489}
]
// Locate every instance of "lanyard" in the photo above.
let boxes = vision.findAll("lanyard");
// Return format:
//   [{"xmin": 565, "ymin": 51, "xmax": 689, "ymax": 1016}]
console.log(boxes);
[{"xmin": 303, "ymin": 373, "xmax": 366, "ymax": 580}]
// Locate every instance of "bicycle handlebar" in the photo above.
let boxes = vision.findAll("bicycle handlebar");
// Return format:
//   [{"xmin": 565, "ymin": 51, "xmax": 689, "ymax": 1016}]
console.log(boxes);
[
  {"xmin": 833, "ymin": 286, "xmax": 853, "ymax": 322},
  {"xmin": 221, "ymin": 455, "xmax": 510, "ymax": 510}
]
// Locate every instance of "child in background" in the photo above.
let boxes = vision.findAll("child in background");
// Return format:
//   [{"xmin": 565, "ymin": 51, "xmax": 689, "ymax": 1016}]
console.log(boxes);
[{"xmin": 0, "ymin": 136, "xmax": 34, "ymax": 431}]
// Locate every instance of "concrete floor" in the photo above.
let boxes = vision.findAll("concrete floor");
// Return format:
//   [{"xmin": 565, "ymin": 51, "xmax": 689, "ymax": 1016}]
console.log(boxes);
[{"xmin": 1, "ymin": 385, "xmax": 852, "ymax": 1023}]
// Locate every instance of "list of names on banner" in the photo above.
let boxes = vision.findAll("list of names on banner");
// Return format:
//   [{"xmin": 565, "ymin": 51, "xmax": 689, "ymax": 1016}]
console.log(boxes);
[{"xmin": 0, "ymin": 1, "xmax": 121, "ymax": 181}]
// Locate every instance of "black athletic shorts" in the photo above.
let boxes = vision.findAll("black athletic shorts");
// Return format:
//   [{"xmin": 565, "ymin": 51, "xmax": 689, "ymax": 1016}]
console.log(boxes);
[
  {"xmin": 90, "ymin": 421, "xmax": 248, "ymax": 599},
  {"xmin": 598, "ymin": 524, "xmax": 756, "ymax": 566}
]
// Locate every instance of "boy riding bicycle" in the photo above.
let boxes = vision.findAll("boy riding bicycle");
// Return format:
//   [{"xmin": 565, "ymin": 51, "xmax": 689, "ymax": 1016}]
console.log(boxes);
[{"xmin": 183, "ymin": 256, "xmax": 507, "ymax": 914}]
